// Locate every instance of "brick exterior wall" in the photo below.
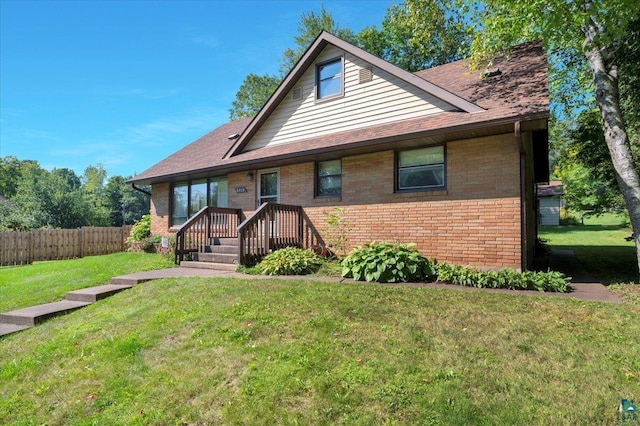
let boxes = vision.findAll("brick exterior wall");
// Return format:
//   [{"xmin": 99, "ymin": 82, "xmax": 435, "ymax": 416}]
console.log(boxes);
[
  {"xmin": 150, "ymin": 182, "xmax": 170, "ymax": 236},
  {"xmin": 149, "ymin": 133, "xmax": 526, "ymax": 269}
]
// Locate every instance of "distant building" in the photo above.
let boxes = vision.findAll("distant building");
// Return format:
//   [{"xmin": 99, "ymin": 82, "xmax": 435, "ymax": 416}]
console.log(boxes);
[{"xmin": 537, "ymin": 181, "xmax": 564, "ymax": 226}]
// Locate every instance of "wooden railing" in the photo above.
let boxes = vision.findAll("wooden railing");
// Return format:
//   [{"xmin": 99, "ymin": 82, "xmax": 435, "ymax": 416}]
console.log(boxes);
[
  {"xmin": 174, "ymin": 206, "xmax": 242, "ymax": 264},
  {"xmin": 237, "ymin": 202, "xmax": 324, "ymax": 266}
]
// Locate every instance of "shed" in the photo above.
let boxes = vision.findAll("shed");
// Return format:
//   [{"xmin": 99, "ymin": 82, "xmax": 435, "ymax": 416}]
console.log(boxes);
[{"xmin": 537, "ymin": 181, "xmax": 564, "ymax": 226}]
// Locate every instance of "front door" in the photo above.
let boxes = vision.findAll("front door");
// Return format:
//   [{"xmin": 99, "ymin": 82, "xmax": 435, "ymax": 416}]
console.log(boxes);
[{"xmin": 257, "ymin": 169, "xmax": 279, "ymax": 206}]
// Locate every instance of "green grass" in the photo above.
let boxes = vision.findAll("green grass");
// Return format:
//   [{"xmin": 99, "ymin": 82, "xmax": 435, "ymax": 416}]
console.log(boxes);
[
  {"xmin": 0, "ymin": 252, "xmax": 174, "ymax": 312},
  {"xmin": 1, "ymin": 278, "xmax": 638, "ymax": 424},
  {"xmin": 539, "ymin": 213, "xmax": 638, "ymax": 284}
]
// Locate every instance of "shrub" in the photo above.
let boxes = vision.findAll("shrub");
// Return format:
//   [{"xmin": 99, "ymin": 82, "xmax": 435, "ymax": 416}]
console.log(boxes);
[
  {"xmin": 128, "ymin": 214, "xmax": 151, "ymax": 242},
  {"xmin": 435, "ymin": 262, "xmax": 570, "ymax": 293},
  {"xmin": 138, "ymin": 237, "xmax": 157, "ymax": 253},
  {"xmin": 257, "ymin": 247, "xmax": 323, "ymax": 275},
  {"xmin": 341, "ymin": 242, "xmax": 435, "ymax": 283}
]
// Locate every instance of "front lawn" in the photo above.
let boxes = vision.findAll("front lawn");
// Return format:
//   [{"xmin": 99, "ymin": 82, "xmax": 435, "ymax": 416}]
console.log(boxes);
[
  {"xmin": 1, "ymin": 277, "xmax": 638, "ymax": 424},
  {"xmin": 0, "ymin": 252, "xmax": 174, "ymax": 313}
]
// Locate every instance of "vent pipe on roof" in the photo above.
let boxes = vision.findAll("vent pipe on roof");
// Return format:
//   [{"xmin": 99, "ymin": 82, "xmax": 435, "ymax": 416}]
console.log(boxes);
[
  {"xmin": 481, "ymin": 68, "xmax": 502, "ymax": 78},
  {"xmin": 228, "ymin": 133, "xmax": 240, "ymax": 140}
]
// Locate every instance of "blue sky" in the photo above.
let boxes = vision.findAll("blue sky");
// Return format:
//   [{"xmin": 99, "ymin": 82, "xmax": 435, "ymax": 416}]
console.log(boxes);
[{"xmin": 0, "ymin": 0, "xmax": 393, "ymax": 178}]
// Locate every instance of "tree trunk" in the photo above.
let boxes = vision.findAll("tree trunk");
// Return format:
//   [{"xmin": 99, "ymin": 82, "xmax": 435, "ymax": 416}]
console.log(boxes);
[{"xmin": 584, "ymin": 23, "xmax": 640, "ymax": 279}]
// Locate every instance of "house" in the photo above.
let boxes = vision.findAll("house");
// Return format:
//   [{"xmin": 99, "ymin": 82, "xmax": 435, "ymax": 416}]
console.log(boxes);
[
  {"xmin": 537, "ymin": 181, "xmax": 564, "ymax": 226},
  {"xmin": 128, "ymin": 31, "xmax": 550, "ymax": 271}
]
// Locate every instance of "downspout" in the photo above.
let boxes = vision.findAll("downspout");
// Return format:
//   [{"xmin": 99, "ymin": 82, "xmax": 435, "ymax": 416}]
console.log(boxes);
[
  {"xmin": 131, "ymin": 183, "xmax": 152, "ymax": 196},
  {"xmin": 515, "ymin": 121, "xmax": 527, "ymax": 271}
]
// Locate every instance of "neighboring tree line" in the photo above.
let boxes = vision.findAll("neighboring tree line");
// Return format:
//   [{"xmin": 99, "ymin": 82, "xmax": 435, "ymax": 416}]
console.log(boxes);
[
  {"xmin": 0, "ymin": 156, "xmax": 149, "ymax": 231},
  {"xmin": 230, "ymin": 0, "xmax": 640, "ymax": 271}
]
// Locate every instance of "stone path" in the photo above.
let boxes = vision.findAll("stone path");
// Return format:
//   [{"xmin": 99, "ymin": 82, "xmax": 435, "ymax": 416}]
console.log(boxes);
[{"xmin": 0, "ymin": 249, "xmax": 623, "ymax": 337}]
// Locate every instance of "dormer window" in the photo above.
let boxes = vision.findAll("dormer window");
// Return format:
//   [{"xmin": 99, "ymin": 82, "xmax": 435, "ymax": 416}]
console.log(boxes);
[{"xmin": 316, "ymin": 57, "xmax": 343, "ymax": 100}]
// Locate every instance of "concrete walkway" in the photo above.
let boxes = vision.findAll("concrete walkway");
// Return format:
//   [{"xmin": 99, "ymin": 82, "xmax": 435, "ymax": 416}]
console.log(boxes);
[{"xmin": 0, "ymin": 249, "xmax": 622, "ymax": 337}]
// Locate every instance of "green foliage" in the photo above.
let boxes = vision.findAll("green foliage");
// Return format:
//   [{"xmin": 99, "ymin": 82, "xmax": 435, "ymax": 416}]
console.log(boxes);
[
  {"xmin": 435, "ymin": 262, "xmax": 570, "ymax": 292},
  {"xmin": 228, "ymin": 73, "xmax": 281, "ymax": 120},
  {"xmin": 372, "ymin": 0, "xmax": 473, "ymax": 71},
  {"xmin": 321, "ymin": 207, "xmax": 351, "ymax": 258},
  {"xmin": 341, "ymin": 242, "xmax": 435, "ymax": 283},
  {"xmin": 278, "ymin": 5, "xmax": 357, "ymax": 76},
  {"xmin": 257, "ymin": 247, "xmax": 323, "ymax": 275},
  {"xmin": 128, "ymin": 214, "xmax": 151, "ymax": 243},
  {"xmin": 0, "ymin": 156, "xmax": 150, "ymax": 229}
]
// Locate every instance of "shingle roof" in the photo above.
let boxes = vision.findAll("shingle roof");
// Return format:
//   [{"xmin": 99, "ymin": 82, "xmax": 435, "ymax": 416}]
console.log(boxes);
[
  {"xmin": 537, "ymin": 181, "xmax": 564, "ymax": 197},
  {"xmin": 129, "ymin": 39, "xmax": 548, "ymax": 185}
]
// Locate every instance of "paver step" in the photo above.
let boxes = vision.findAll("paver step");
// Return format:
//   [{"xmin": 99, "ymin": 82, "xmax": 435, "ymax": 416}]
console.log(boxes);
[
  {"xmin": 0, "ymin": 300, "xmax": 92, "ymax": 327},
  {"xmin": 66, "ymin": 284, "xmax": 133, "ymax": 303},
  {"xmin": 180, "ymin": 261, "xmax": 237, "ymax": 271},
  {"xmin": 0, "ymin": 323, "xmax": 31, "ymax": 337}
]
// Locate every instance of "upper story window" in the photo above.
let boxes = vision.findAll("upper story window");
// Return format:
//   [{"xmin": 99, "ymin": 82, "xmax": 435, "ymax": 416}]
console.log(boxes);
[
  {"xmin": 396, "ymin": 145, "xmax": 446, "ymax": 192},
  {"xmin": 316, "ymin": 57, "xmax": 343, "ymax": 100},
  {"xmin": 316, "ymin": 159, "xmax": 342, "ymax": 197}
]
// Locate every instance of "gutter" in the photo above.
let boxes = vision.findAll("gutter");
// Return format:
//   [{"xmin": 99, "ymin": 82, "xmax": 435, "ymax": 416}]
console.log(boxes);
[
  {"xmin": 131, "ymin": 183, "xmax": 151, "ymax": 196},
  {"xmin": 515, "ymin": 121, "xmax": 527, "ymax": 271}
]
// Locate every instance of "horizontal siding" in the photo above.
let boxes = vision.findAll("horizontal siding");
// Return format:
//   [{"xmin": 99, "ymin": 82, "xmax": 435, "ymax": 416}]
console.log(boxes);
[{"xmin": 244, "ymin": 46, "xmax": 456, "ymax": 151}]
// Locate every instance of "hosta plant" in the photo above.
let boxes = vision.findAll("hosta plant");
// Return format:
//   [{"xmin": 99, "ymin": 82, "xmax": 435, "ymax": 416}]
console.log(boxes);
[
  {"xmin": 257, "ymin": 247, "xmax": 323, "ymax": 275},
  {"xmin": 341, "ymin": 242, "xmax": 435, "ymax": 283}
]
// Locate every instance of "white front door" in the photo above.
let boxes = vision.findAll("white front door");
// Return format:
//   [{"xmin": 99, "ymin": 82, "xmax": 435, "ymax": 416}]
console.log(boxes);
[{"xmin": 257, "ymin": 169, "xmax": 279, "ymax": 206}]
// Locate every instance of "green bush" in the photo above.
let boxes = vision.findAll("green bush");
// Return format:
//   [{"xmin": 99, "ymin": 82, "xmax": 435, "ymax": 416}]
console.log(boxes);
[
  {"xmin": 128, "ymin": 214, "xmax": 151, "ymax": 242},
  {"xmin": 435, "ymin": 262, "xmax": 570, "ymax": 292},
  {"xmin": 257, "ymin": 247, "xmax": 323, "ymax": 275},
  {"xmin": 341, "ymin": 242, "xmax": 435, "ymax": 283}
]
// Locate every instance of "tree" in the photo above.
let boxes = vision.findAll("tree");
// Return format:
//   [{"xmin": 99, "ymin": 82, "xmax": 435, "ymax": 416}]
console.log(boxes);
[
  {"xmin": 229, "ymin": 73, "xmax": 281, "ymax": 120},
  {"xmin": 367, "ymin": 0, "xmax": 473, "ymax": 71},
  {"xmin": 471, "ymin": 0, "xmax": 640, "ymax": 274},
  {"xmin": 229, "ymin": 5, "xmax": 356, "ymax": 121},
  {"xmin": 82, "ymin": 164, "xmax": 110, "ymax": 226},
  {"xmin": 278, "ymin": 5, "xmax": 357, "ymax": 76},
  {"xmin": 104, "ymin": 175, "xmax": 150, "ymax": 226}
]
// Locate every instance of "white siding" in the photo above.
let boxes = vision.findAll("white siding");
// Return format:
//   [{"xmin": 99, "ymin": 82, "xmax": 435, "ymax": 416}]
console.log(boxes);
[
  {"xmin": 244, "ymin": 45, "xmax": 456, "ymax": 151},
  {"xmin": 539, "ymin": 196, "xmax": 560, "ymax": 226}
]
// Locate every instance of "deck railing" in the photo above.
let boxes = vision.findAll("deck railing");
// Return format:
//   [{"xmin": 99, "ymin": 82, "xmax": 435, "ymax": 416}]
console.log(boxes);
[
  {"xmin": 237, "ymin": 202, "xmax": 324, "ymax": 265},
  {"xmin": 174, "ymin": 206, "xmax": 242, "ymax": 264}
]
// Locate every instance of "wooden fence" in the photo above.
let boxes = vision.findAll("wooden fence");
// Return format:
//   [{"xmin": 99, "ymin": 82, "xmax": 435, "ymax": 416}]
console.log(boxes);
[{"xmin": 0, "ymin": 226, "xmax": 133, "ymax": 267}]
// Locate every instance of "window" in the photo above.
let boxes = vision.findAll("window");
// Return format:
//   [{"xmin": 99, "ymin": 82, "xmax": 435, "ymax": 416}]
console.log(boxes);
[
  {"xmin": 397, "ymin": 146, "xmax": 445, "ymax": 191},
  {"xmin": 171, "ymin": 176, "xmax": 228, "ymax": 227},
  {"xmin": 316, "ymin": 58, "xmax": 343, "ymax": 100},
  {"xmin": 316, "ymin": 159, "xmax": 342, "ymax": 197},
  {"xmin": 172, "ymin": 183, "xmax": 188, "ymax": 226}
]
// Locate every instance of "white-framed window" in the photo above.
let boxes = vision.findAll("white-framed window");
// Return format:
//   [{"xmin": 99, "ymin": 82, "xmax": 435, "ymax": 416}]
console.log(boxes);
[
  {"xmin": 316, "ymin": 57, "xmax": 343, "ymax": 100},
  {"xmin": 316, "ymin": 159, "xmax": 342, "ymax": 197},
  {"xmin": 396, "ymin": 145, "xmax": 446, "ymax": 191}
]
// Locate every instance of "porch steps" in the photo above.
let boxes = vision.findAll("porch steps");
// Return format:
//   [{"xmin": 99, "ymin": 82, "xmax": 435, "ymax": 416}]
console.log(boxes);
[
  {"xmin": 0, "ymin": 281, "xmax": 134, "ymax": 337},
  {"xmin": 185, "ymin": 236, "xmax": 239, "ymax": 271}
]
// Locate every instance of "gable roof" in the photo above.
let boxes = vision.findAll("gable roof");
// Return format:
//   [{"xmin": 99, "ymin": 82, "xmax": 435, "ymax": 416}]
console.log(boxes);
[
  {"xmin": 129, "ymin": 38, "xmax": 548, "ymax": 185},
  {"xmin": 224, "ymin": 31, "xmax": 484, "ymax": 159}
]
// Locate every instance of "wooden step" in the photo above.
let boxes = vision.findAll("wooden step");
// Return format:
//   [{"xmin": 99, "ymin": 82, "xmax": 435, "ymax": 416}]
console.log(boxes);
[
  {"xmin": 180, "ymin": 261, "xmax": 237, "ymax": 271},
  {"xmin": 193, "ymin": 252, "xmax": 237, "ymax": 264},
  {"xmin": 201, "ymin": 244, "xmax": 237, "ymax": 254},
  {"xmin": 65, "ymin": 284, "xmax": 133, "ymax": 303},
  {"xmin": 208, "ymin": 237, "xmax": 238, "ymax": 246}
]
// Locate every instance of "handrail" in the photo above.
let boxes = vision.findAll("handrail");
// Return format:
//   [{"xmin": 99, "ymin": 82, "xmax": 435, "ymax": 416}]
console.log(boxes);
[
  {"xmin": 237, "ymin": 202, "xmax": 324, "ymax": 266},
  {"xmin": 174, "ymin": 206, "xmax": 242, "ymax": 264}
]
